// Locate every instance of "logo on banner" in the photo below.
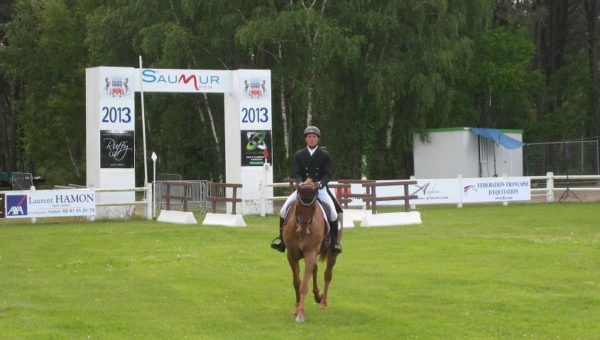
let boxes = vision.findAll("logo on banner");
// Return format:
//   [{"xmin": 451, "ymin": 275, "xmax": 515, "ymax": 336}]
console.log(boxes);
[
  {"xmin": 246, "ymin": 131, "xmax": 269, "ymax": 154},
  {"xmin": 243, "ymin": 79, "xmax": 267, "ymax": 99},
  {"xmin": 241, "ymin": 130, "xmax": 272, "ymax": 166},
  {"xmin": 141, "ymin": 69, "xmax": 222, "ymax": 91},
  {"xmin": 103, "ymin": 76, "xmax": 132, "ymax": 98},
  {"xmin": 101, "ymin": 130, "xmax": 135, "ymax": 168},
  {"xmin": 463, "ymin": 185, "xmax": 477, "ymax": 196},
  {"xmin": 6, "ymin": 194, "xmax": 27, "ymax": 216},
  {"xmin": 411, "ymin": 182, "xmax": 443, "ymax": 198}
]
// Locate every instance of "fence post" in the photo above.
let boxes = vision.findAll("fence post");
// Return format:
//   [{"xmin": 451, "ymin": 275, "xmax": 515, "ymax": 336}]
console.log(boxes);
[
  {"xmin": 502, "ymin": 173, "xmax": 509, "ymax": 207},
  {"xmin": 546, "ymin": 172, "xmax": 554, "ymax": 202},
  {"xmin": 457, "ymin": 174, "xmax": 463, "ymax": 208},
  {"xmin": 260, "ymin": 162, "xmax": 269, "ymax": 217},
  {"xmin": 166, "ymin": 182, "xmax": 171, "ymax": 210},
  {"xmin": 30, "ymin": 185, "xmax": 37, "ymax": 224},
  {"xmin": 146, "ymin": 183, "xmax": 152, "ymax": 220},
  {"xmin": 410, "ymin": 176, "xmax": 417, "ymax": 210}
]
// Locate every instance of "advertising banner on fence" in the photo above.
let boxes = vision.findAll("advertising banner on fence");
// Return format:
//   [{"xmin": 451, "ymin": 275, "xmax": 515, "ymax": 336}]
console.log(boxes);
[
  {"xmin": 339, "ymin": 177, "xmax": 531, "ymax": 207},
  {"xmin": 2, "ymin": 189, "xmax": 96, "ymax": 218},
  {"xmin": 410, "ymin": 179, "xmax": 462, "ymax": 205},
  {"xmin": 461, "ymin": 177, "xmax": 531, "ymax": 203}
]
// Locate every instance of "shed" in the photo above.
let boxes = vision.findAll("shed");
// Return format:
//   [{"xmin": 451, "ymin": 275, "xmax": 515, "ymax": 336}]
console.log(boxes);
[{"xmin": 413, "ymin": 127, "xmax": 524, "ymax": 179}]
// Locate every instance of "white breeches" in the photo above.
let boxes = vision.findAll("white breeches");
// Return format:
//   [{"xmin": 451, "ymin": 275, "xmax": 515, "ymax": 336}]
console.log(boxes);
[{"xmin": 279, "ymin": 187, "xmax": 338, "ymax": 221}]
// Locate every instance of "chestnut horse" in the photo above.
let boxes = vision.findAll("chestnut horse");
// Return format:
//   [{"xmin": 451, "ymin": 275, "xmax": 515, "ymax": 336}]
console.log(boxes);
[{"xmin": 282, "ymin": 180, "xmax": 343, "ymax": 323}]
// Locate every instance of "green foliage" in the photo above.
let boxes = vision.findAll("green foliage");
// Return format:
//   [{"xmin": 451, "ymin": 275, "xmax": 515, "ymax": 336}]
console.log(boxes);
[
  {"xmin": 1, "ymin": 203, "xmax": 599, "ymax": 337},
  {"xmin": 0, "ymin": 0, "xmax": 597, "ymax": 184}
]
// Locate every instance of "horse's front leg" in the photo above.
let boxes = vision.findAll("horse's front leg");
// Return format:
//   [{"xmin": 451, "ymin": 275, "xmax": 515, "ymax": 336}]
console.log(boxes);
[
  {"xmin": 295, "ymin": 251, "xmax": 317, "ymax": 323},
  {"xmin": 287, "ymin": 256, "xmax": 301, "ymax": 313},
  {"xmin": 312, "ymin": 263, "xmax": 322, "ymax": 303},
  {"xmin": 320, "ymin": 255, "xmax": 337, "ymax": 310}
]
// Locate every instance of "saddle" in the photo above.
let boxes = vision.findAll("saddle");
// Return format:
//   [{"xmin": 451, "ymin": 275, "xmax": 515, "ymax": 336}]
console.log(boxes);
[{"xmin": 283, "ymin": 196, "xmax": 330, "ymax": 234}]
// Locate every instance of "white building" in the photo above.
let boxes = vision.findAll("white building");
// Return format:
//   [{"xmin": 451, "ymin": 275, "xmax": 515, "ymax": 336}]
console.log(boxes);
[{"xmin": 413, "ymin": 127, "xmax": 524, "ymax": 179}]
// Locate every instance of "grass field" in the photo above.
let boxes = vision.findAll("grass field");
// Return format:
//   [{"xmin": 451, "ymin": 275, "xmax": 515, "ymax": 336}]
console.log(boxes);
[{"xmin": 1, "ymin": 203, "xmax": 599, "ymax": 339}]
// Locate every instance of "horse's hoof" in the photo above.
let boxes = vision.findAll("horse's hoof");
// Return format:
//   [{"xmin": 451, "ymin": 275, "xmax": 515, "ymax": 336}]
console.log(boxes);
[
  {"xmin": 319, "ymin": 303, "xmax": 327, "ymax": 310},
  {"xmin": 314, "ymin": 293, "xmax": 322, "ymax": 303},
  {"xmin": 295, "ymin": 315, "xmax": 304, "ymax": 323}
]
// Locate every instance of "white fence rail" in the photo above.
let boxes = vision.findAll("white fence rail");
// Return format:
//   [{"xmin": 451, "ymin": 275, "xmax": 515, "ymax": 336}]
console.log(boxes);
[
  {"xmin": 530, "ymin": 172, "xmax": 600, "ymax": 202},
  {"xmin": 258, "ymin": 173, "xmax": 600, "ymax": 214}
]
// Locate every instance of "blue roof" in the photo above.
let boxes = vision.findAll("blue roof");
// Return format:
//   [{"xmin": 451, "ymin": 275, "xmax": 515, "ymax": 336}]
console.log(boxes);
[{"xmin": 471, "ymin": 128, "xmax": 524, "ymax": 150}]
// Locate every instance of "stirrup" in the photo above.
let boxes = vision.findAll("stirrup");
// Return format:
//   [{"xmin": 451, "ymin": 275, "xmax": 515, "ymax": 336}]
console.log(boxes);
[
  {"xmin": 331, "ymin": 242, "xmax": 342, "ymax": 256},
  {"xmin": 270, "ymin": 237, "xmax": 285, "ymax": 253}
]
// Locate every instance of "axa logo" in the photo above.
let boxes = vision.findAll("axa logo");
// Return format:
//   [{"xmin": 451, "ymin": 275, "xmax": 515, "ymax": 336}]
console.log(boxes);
[
  {"xmin": 6, "ymin": 194, "xmax": 27, "ymax": 216},
  {"xmin": 8, "ymin": 206, "xmax": 24, "ymax": 215}
]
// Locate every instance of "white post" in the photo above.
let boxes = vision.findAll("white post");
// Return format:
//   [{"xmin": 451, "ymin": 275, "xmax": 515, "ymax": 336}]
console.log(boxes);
[
  {"xmin": 260, "ymin": 162, "xmax": 269, "ymax": 217},
  {"xmin": 139, "ymin": 56, "xmax": 149, "ymax": 187},
  {"xmin": 457, "ymin": 174, "xmax": 463, "ymax": 208},
  {"xmin": 146, "ymin": 183, "xmax": 152, "ymax": 220},
  {"xmin": 30, "ymin": 185, "xmax": 36, "ymax": 224},
  {"xmin": 409, "ymin": 175, "xmax": 417, "ymax": 210},
  {"xmin": 151, "ymin": 152, "xmax": 157, "ymax": 219},
  {"xmin": 88, "ymin": 185, "xmax": 96, "ymax": 222},
  {"xmin": 502, "ymin": 172, "xmax": 508, "ymax": 206},
  {"xmin": 546, "ymin": 171, "xmax": 554, "ymax": 202}
]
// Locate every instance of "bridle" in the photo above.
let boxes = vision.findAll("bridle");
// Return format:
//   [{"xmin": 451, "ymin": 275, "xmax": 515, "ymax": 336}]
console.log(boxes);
[{"xmin": 295, "ymin": 183, "xmax": 318, "ymax": 236}]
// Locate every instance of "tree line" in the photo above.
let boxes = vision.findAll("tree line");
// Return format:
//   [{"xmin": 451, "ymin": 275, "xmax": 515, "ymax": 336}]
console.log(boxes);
[{"xmin": 0, "ymin": 0, "xmax": 598, "ymax": 186}]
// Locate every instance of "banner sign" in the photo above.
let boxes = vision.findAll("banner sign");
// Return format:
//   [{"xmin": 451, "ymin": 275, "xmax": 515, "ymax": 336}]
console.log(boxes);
[
  {"xmin": 340, "ymin": 177, "xmax": 531, "ymax": 207},
  {"xmin": 239, "ymin": 75, "xmax": 271, "ymax": 131},
  {"xmin": 100, "ymin": 70, "xmax": 135, "ymax": 131},
  {"xmin": 238, "ymin": 70, "xmax": 272, "ymax": 172},
  {"xmin": 410, "ymin": 179, "xmax": 462, "ymax": 205},
  {"xmin": 3, "ymin": 189, "xmax": 96, "ymax": 218},
  {"xmin": 241, "ymin": 130, "xmax": 272, "ymax": 166},
  {"xmin": 461, "ymin": 177, "xmax": 531, "ymax": 203},
  {"xmin": 138, "ymin": 68, "xmax": 232, "ymax": 93},
  {"xmin": 100, "ymin": 130, "xmax": 135, "ymax": 168}
]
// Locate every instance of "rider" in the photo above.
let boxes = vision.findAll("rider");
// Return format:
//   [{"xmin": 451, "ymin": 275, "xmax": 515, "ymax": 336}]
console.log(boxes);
[{"xmin": 271, "ymin": 125, "xmax": 343, "ymax": 256}]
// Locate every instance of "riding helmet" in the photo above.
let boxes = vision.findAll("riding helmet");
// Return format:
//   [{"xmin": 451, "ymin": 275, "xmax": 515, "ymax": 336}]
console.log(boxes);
[{"xmin": 304, "ymin": 126, "xmax": 321, "ymax": 137}]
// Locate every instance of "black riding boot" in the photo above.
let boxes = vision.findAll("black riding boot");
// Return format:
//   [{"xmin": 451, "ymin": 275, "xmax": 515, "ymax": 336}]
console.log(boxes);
[
  {"xmin": 270, "ymin": 217, "xmax": 285, "ymax": 253},
  {"xmin": 329, "ymin": 219, "xmax": 342, "ymax": 256}
]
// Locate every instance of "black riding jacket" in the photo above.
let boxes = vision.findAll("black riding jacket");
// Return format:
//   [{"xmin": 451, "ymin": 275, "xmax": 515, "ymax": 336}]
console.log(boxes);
[{"xmin": 293, "ymin": 146, "xmax": 333, "ymax": 186}]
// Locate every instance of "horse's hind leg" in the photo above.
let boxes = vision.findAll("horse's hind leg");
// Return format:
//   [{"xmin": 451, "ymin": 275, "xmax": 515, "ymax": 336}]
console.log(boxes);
[
  {"xmin": 312, "ymin": 263, "xmax": 322, "ymax": 303},
  {"xmin": 319, "ymin": 255, "xmax": 337, "ymax": 310}
]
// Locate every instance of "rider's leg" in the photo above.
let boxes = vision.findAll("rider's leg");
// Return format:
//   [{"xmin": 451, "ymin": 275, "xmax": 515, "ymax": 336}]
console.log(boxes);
[
  {"xmin": 318, "ymin": 188, "xmax": 342, "ymax": 256},
  {"xmin": 270, "ymin": 216, "xmax": 285, "ymax": 252},
  {"xmin": 271, "ymin": 192, "xmax": 296, "ymax": 252}
]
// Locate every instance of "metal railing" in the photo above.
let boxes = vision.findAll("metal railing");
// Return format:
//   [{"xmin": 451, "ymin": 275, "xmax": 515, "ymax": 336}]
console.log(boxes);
[{"xmin": 154, "ymin": 180, "xmax": 210, "ymax": 212}]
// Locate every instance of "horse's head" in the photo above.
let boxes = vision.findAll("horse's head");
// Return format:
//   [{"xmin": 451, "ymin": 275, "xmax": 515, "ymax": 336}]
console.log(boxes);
[
  {"xmin": 295, "ymin": 181, "xmax": 319, "ymax": 236},
  {"xmin": 297, "ymin": 181, "xmax": 318, "ymax": 206}
]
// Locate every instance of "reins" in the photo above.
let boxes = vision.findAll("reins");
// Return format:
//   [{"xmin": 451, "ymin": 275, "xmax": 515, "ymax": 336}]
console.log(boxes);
[{"xmin": 295, "ymin": 183, "xmax": 318, "ymax": 236}]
